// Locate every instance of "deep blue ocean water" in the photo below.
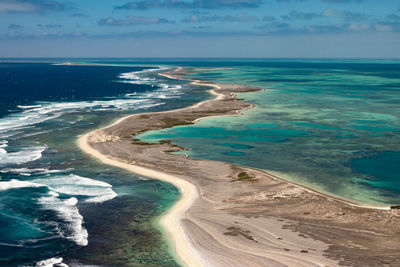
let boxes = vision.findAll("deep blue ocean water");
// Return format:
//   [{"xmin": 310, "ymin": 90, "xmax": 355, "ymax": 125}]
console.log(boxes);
[{"xmin": 0, "ymin": 61, "xmax": 210, "ymax": 266}]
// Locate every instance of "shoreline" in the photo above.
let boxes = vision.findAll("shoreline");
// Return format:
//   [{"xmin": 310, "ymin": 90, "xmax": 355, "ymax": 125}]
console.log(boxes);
[
  {"xmin": 160, "ymin": 68, "xmax": 391, "ymax": 210},
  {"xmin": 78, "ymin": 66, "xmax": 400, "ymax": 266},
  {"xmin": 77, "ymin": 67, "xmax": 250, "ymax": 266},
  {"xmin": 78, "ymin": 131, "xmax": 204, "ymax": 267}
]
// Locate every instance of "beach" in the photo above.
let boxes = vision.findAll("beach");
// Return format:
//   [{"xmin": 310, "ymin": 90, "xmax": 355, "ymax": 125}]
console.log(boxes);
[
  {"xmin": 78, "ymin": 67, "xmax": 400, "ymax": 266},
  {"xmin": 78, "ymin": 128, "xmax": 203, "ymax": 267}
]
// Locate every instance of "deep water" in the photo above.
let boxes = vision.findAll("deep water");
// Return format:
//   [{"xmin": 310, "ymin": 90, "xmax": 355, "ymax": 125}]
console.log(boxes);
[{"xmin": 0, "ymin": 61, "xmax": 210, "ymax": 266}]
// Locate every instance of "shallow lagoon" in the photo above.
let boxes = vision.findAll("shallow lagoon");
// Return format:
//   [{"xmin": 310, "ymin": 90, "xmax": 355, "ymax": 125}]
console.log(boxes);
[{"xmin": 139, "ymin": 61, "xmax": 400, "ymax": 206}]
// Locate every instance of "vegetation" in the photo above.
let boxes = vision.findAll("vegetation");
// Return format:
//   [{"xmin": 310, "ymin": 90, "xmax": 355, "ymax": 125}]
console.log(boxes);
[
  {"xmin": 224, "ymin": 226, "xmax": 255, "ymax": 241},
  {"xmin": 160, "ymin": 117, "xmax": 192, "ymax": 128},
  {"xmin": 232, "ymin": 171, "xmax": 258, "ymax": 183}
]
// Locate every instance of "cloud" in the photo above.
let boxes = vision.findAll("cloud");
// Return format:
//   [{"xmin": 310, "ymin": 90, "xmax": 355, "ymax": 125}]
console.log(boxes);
[
  {"xmin": 374, "ymin": 21, "xmax": 400, "ymax": 33},
  {"xmin": 254, "ymin": 22, "xmax": 289, "ymax": 31},
  {"xmin": 183, "ymin": 10, "xmax": 210, "ymax": 15},
  {"xmin": 71, "ymin": 13, "xmax": 90, "ymax": 18},
  {"xmin": 279, "ymin": 9, "xmax": 369, "ymax": 23},
  {"xmin": 190, "ymin": 25, "xmax": 212, "ymax": 29},
  {"xmin": 282, "ymin": 10, "xmax": 319, "ymax": 20},
  {"xmin": 321, "ymin": 9, "xmax": 369, "ymax": 21},
  {"xmin": 374, "ymin": 14, "xmax": 400, "ymax": 32},
  {"xmin": 2, "ymin": 20, "xmax": 399, "ymax": 41},
  {"xmin": 373, "ymin": 23, "xmax": 393, "ymax": 32},
  {"xmin": 346, "ymin": 22, "xmax": 371, "ymax": 31},
  {"xmin": 0, "ymin": 0, "xmax": 64, "ymax": 13},
  {"xmin": 37, "ymin": 24, "xmax": 62, "ymax": 28},
  {"xmin": 93, "ymin": 29, "xmax": 265, "ymax": 39},
  {"xmin": 8, "ymin": 23, "xmax": 23, "ymax": 29},
  {"xmin": 182, "ymin": 13, "xmax": 258, "ymax": 23},
  {"xmin": 98, "ymin": 16, "xmax": 175, "ymax": 26},
  {"xmin": 262, "ymin": 16, "xmax": 276, "ymax": 22},
  {"xmin": 116, "ymin": 0, "xmax": 262, "ymax": 10},
  {"xmin": 303, "ymin": 21, "xmax": 398, "ymax": 34},
  {"xmin": 387, "ymin": 13, "xmax": 400, "ymax": 21},
  {"xmin": 303, "ymin": 24, "xmax": 345, "ymax": 33},
  {"xmin": 2, "ymin": 31, "xmax": 87, "ymax": 39}
]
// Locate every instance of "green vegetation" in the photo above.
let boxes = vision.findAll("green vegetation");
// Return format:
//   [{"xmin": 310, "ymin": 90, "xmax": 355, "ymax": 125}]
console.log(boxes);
[
  {"xmin": 161, "ymin": 117, "xmax": 192, "ymax": 128},
  {"xmin": 232, "ymin": 171, "xmax": 258, "ymax": 183}
]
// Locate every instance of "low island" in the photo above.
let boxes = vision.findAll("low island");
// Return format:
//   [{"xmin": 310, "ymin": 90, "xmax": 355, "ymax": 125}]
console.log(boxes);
[{"xmin": 79, "ymin": 67, "xmax": 400, "ymax": 267}]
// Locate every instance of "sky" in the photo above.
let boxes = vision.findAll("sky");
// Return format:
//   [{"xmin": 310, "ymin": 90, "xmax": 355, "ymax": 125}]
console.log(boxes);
[{"xmin": 0, "ymin": 0, "xmax": 400, "ymax": 58}]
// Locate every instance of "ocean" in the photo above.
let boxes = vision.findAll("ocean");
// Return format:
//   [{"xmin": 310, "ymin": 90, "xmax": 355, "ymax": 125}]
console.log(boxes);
[
  {"xmin": 0, "ymin": 61, "xmax": 210, "ymax": 266},
  {"xmin": 0, "ymin": 59, "xmax": 399, "ymax": 266}
]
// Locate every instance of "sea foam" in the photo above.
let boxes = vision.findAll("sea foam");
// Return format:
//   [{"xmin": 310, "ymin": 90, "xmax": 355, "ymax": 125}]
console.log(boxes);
[
  {"xmin": 0, "ymin": 98, "xmax": 158, "ymax": 137},
  {"xmin": 0, "ymin": 167, "xmax": 72, "ymax": 175},
  {"xmin": 118, "ymin": 66, "xmax": 168, "ymax": 85},
  {"xmin": 17, "ymin": 104, "xmax": 42, "ymax": 109},
  {"xmin": 0, "ymin": 66, "xmax": 171, "ymax": 139},
  {"xmin": 33, "ymin": 174, "xmax": 118, "ymax": 203},
  {"xmin": 119, "ymin": 67, "xmax": 184, "ymax": 100},
  {"xmin": 38, "ymin": 194, "xmax": 88, "ymax": 246},
  {"xmin": 0, "ymin": 174, "xmax": 117, "ymax": 246},
  {"xmin": 0, "ymin": 146, "xmax": 46, "ymax": 166},
  {"xmin": 0, "ymin": 179, "xmax": 47, "ymax": 191},
  {"xmin": 36, "ymin": 257, "xmax": 68, "ymax": 267}
]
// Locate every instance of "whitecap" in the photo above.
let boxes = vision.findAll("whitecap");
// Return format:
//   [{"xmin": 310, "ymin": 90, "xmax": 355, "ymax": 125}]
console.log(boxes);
[
  {"xmin": 36, "ymin": 257, "xmax": 68, "ymax": 267},
  {"xmin": 17, "ymin": 104, "xmax": 42, "ymax": 109},
  {"xmin": 118, "ymin": 67, "xmax": 185, "ymax": 100},
  {"xmin": 33, "ymin": 174, "xmax": 118, "ymax": 203},
  {"xmin": 0, "ymin": 179, "xmax": 47, "ymax": 191},
  {"xmin": 0, "ymin": 140, "xmax": 8, "ymax": 156},
  {"xmin": 0, "ymin": 146, "xmax": 46, "ymax": 166},
  {"xmin": 85, "ymin": 193, "xmax": 118, "ymax": 203},
  {"xmin": 0, "ymin": 167, "xmax": 72, "ymax": 175},
  {"xmin": 0, "ymin": 66, "xmax": 172, "ymax": 139},
  {"xmin": 38, "ymin": 195, "xmax": 88, "ymax": 246},
  {"xmin": 124, "ymin": 92, "xmax": 137, "ymax": 97},
  {"xmin": 0, "ymin": 139, "xmax": 7, "ymax": 148},
  {"xmin": 0, "ymin": 98, "xmax": 160, "ymax": 139},
  {"xmin": 0, "ymin": 174, "xmax": 117, "ymax": 246},
  {"xmin": 118, "ymin": 67, "xmax": 167, "ymax": 85}
]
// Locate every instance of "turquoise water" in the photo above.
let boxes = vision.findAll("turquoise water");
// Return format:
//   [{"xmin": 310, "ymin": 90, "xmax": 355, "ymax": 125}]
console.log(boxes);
[{"xmin": 139, "ymin": 61, "xmax": 400, "ymax": 206}]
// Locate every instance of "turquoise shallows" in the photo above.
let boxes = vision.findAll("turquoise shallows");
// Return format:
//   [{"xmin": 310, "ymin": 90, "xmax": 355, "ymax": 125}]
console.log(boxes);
[{"xmin": 138, "ymin": 61, "xmax": 400, "ymax": 206}]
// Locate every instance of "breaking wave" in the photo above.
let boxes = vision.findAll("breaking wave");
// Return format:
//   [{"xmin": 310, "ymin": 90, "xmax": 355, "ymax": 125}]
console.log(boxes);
[{"xmin": 0, "ymin": 174, "xmax": 117, "ymax": 246}]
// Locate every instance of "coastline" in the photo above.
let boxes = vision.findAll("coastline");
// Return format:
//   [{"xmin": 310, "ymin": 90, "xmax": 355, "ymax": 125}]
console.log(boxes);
[
  {"xmin": 77, "ymin": 68, "xmax": 248, "ymax": 266},
  {"xmin": 78, "ymin": 130, "xmax": 204, "ymax": 267},
  {"xmin": 160, "ymin": 68, "xmax": 390, "ymax": 210},
  {"xmin": 78, "ymin": 67, "xmax": 400, "ymax": 266}
]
